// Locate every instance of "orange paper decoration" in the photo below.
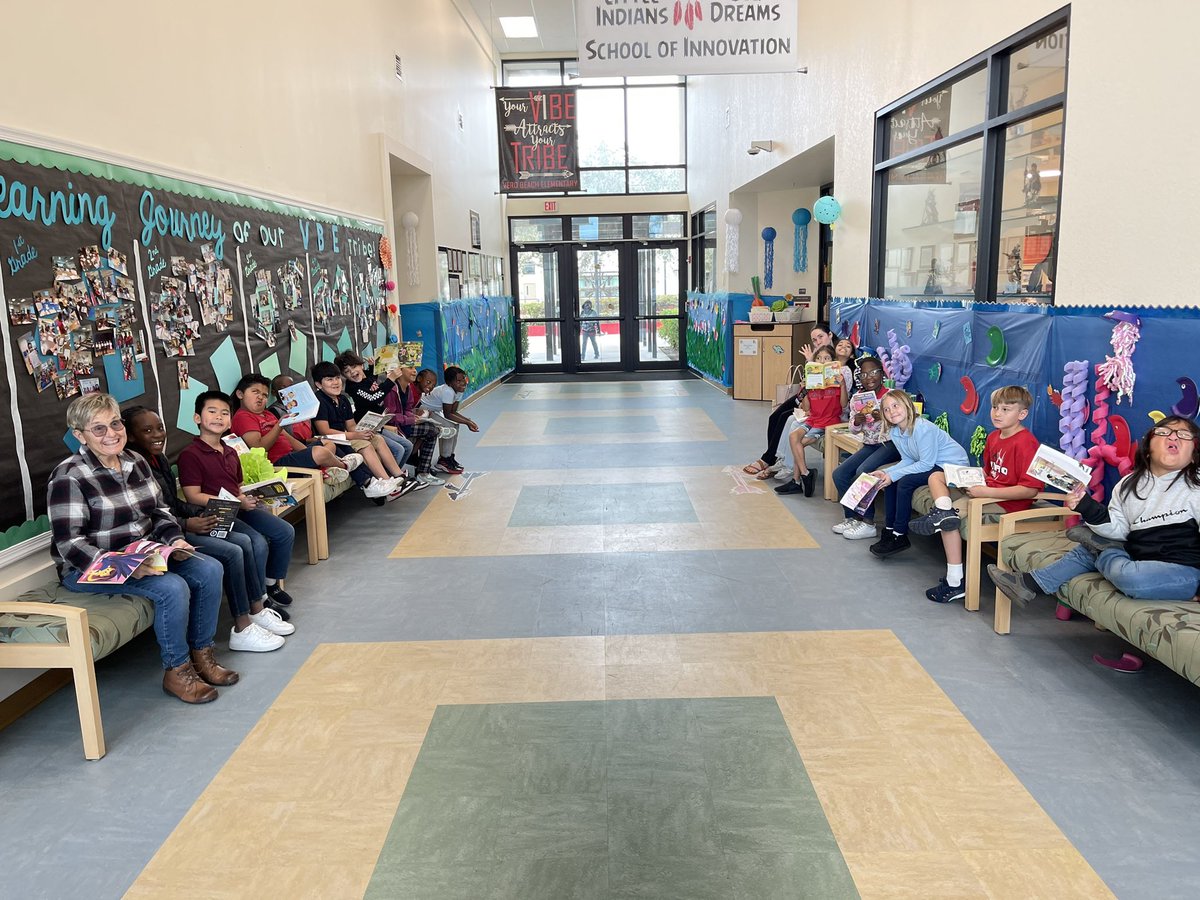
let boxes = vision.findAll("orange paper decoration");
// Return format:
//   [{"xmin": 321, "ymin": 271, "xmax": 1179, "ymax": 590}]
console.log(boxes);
[{"xmin": 379, "ymin": 236, "xmax": 393, "ymax": 269}]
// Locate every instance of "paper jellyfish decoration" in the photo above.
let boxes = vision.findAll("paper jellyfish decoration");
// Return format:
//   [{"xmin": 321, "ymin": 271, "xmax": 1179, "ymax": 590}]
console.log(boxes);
[
  {"xmin": 791, "ymin": 208, "xmax": 811, "ymax": 273},
  {"xmin": 724, "ymin": 208, "xmax": 743, "ymax": 273},
  {"xmin": 401, "ymin": 211, "xmax": 420, "ymax": 286},
  {"xmin": 813, "ymin": 196, "xmax": 842, "ymax": 225},
  {"xmin": 761, "ymin": 227, "xmax": 777, "ymax": 289}
]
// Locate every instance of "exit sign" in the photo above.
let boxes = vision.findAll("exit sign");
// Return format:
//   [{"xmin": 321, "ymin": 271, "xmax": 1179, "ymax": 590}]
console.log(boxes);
[{"xmin": 544, "ymin": 201, "xmax": 558, "ymax": 212}]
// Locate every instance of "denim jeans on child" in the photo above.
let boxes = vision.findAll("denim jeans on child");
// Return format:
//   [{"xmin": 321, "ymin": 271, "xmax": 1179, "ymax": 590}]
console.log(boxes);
[
  {"xmin": 61, "ymin": 551, "xmax": 223, "ymax": 669},
  {"xmin": 1032, "ymin": 544, "xmax": 1200, "ymax": 601},
  {"xmin": 832, "ymin": 442, "xmax": 900, "ymax": 522},
  {"xmin": 190, "ymin": 519, "xmax": 268, "ymax": 618},
  {"xmin": 379, "ymin": 429, "xmax": 413, "ymax": 468},
  {"xmin": 883, "ymin": 467, "xmax": 939, "ymax": 534},
  {"xmin": 237, "ymin": 507, "xmax": 295, "ymax": 583}
]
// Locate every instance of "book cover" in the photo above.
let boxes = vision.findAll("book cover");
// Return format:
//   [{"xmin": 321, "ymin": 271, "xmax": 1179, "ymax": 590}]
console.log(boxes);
[
  {"xmin": 805, "ymin": 362, "xmax": 838, "ymax": 390},
  {"xmin": 1026, "ymin": 444, "xmax": 1093, "ymax": 492},
  {"xmin": 355, "ymin": 411, "xmax": 393, "ymax": 434},
  {"xmin": 849, "ymin": 391, "xmax": 879, "ymax": 419},
  {"xmin": 839, "ymin": 473, "xmax": 882, "ymax": 515},
  {"xmin": 942, "ymin": 464, "xmax": 986, "ymax": 488},
  {"xmin": 244, "ymin": 478, "xmax": 297, "ymax": 509},
  {"xmin": 78, "ymin": 540, "xmax": 185, "ymax": 585},
  {"xmin": 277, "ymin": 381, "xmax": 319, "ymax": 426},
  {"xmin": 202, "ymin": 498, "xmax": 241, "ymax": 539},
  {"xmin": 221, "ymin": 434, "xmax": 251, "ymax": 455}
]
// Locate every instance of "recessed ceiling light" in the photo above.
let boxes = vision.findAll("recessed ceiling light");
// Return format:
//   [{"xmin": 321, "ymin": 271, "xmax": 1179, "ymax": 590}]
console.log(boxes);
[{"xmin": 499, "ymin": 16, "xmax": 538, "ymax": 38}]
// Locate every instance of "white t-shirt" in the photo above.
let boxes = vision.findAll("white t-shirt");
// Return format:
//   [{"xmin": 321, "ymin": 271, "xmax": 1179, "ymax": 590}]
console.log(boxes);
[{"xmin": 420, "ymin": 383, "xmax": 462, "ymax": 412}]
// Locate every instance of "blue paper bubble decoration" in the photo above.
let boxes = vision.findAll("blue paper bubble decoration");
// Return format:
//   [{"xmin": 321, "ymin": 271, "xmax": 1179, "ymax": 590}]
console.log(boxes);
[
  {"xmin": 791, "ymin": 208, "xmax": 811, "ymax": 273},
  {"xmin": 813, "ymin": 196, "xmax": 842, "ymax": 225},
  {"xmin": 761, "ymin": 227, "xmax": 777, "ymax": 289}
]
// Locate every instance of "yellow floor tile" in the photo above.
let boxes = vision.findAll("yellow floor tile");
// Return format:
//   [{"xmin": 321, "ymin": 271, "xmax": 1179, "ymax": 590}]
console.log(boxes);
[{"xmin": 478, "ymin": 407, "xmax": 724, "ymax": 446}]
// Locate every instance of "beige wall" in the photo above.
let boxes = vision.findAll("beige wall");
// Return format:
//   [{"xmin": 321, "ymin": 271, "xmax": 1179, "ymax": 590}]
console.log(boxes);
[{"xmin": 688, "ymin": 0, "xmax": 1199, "ymax": 308}]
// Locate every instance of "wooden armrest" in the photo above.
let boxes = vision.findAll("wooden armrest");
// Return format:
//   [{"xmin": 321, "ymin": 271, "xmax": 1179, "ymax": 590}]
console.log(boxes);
[
  {"xmin": 998, "ymin": 506, "xmax": 1076, "ymax": 542},
  {"xmin": 0, "ymin": 600, "xmax": 87, "ymax": 622}
]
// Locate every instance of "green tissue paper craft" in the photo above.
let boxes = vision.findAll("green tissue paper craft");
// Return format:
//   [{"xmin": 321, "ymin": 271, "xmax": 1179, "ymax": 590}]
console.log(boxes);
[
  {"xmin": 240, "ymin": 447, "xmax": 279, "ymax": 486},
  {"xmin": 770, "ymin": 299, "xmax": 787, "ymax": 312},
  {"xmin": 969, "ymin": 425, "xmax": 988, "ymax": 464},
  {"xmin": 932, "ymin": 412, "xmax": 950, "ymax": 434}
]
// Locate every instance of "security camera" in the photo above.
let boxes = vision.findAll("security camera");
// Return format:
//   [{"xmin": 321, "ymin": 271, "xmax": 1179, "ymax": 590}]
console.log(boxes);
[{"xmin": 747, "ymin": 140, "xmax": 774, "ymax": 156}]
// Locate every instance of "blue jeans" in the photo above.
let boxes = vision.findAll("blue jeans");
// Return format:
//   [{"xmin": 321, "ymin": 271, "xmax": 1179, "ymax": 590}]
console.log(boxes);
[
  {"xmin": 190, "ymin": 520, "xmax": 267, "ymax": 618},
  {"xmin": 237, "ymin": 507, "xmax": 295, "ymax": 582},
  {"xmin": 380, "ymin": 429, "xmax": 412, "ymax": 468},
  {"xmin": 883, "ymin": 467, "xmax": 939, "ymax": 534},
  {"xmin": 1033, "ymin": 545, "xmax": 1200, "ymax": 601},
  {"xmin": 62, "ymin": 552, "xmax": 223, "ymax": 669},
  {"xmin": 832, "ymin": 442, "xmax": 899, "ymax": 522}
]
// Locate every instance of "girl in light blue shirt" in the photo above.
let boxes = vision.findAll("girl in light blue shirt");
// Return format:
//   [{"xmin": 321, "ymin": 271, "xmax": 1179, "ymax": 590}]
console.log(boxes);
[{"xmin": 867, "ymin": 390, "xmax": 969, "ymax": 558}]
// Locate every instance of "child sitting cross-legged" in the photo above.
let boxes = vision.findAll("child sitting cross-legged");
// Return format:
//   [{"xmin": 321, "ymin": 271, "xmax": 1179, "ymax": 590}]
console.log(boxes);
[
  {"xmin": 910, "ymin": 385, "xmax": 1042, "ymax": 604},
  {"xmin": 775, "ymin": 345, "xmax": 847, "ymax": 498},
  {"xmin": 867, "ymin": 390, "xmax": 970, "ymax": 559}
]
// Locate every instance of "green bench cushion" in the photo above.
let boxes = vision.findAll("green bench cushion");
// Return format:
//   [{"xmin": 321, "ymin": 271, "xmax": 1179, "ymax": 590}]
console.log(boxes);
[{"xmin": 0, "ymin": 582, "xmax": 154, "ymax": 662}]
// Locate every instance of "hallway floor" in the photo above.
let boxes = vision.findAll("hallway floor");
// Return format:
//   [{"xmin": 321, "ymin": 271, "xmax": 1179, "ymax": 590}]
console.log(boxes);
[{"xmin": 4, "ymin": 377, "xmax": 1199, "ymax": 898}]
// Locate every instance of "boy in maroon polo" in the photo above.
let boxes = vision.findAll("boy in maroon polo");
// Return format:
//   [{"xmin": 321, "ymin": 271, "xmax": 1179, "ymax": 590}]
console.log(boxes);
[{"xmin": 177, "ymin": 391, "xmax": 299, "ymax": 613}]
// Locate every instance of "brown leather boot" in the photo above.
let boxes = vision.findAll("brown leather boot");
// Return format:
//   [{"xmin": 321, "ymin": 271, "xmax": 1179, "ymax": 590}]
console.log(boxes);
[
  {"xmin": 190, "ymin": 646, "xmax": 240, "ymax": 686},
  {"xmin": 163, "ymin": 662, "xmax": 218, "ymax": 704}
]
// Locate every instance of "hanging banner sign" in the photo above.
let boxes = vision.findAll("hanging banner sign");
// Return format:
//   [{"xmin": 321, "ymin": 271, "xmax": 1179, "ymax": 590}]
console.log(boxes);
[
  {"xmin": 575, "ymin": 0, "xmax": 798, "ymax": 77},
  {"xmin": 495, "ymin": 88, "xmax": 579, "ymax": 194}
]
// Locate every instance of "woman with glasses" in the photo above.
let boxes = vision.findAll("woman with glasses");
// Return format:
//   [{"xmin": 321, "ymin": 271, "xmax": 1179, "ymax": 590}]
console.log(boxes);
[
  {"xmin": 989, "ymin": 417, "xmax": 1200, "ymax": 607},
  {"xmin": 48, "ymin": 393, "xmax": 234, "ymax": 704}
]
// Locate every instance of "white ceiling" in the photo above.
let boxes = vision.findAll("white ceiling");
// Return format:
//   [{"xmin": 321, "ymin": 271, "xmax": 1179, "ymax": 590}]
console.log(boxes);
[{"xmin": 467, "ymin": 0, "xmax": 579, "ymax": 55}]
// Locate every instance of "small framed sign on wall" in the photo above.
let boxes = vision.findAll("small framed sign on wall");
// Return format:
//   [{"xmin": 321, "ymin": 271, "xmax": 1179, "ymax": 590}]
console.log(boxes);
[{"xmin": 469, "ymin": 210, "xmax": 481, "ymax": 249}]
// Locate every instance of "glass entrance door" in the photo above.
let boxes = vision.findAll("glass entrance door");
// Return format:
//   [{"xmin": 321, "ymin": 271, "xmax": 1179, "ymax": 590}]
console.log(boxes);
[
  {"xmin": 573, "ymin": 246, "xmax": 623, "ymax": 369},
  {"xmin": 515, "ymin": 249, "xmax": 563, "ymax": 367},
  {"xmin": 636, "ymin": 245, "xmax": 683, "ymax": 365}
]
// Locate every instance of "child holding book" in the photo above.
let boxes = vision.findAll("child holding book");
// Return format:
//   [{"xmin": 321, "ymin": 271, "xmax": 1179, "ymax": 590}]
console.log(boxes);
[
  {"xmin": 122, "ymin": 405, "xmax": 291, "ymax": 651},
  {"xmin": 178, "ymin": 391, "xmax": 299, "ymax": 615},
  {"xmin": 775, "ymin": 345, "xmax": 847, "ymax": 497},
  {"xmin": 910, "ymin": 385, "xmax": 1041, "ymax": 603},
  {"xmin": 335, "ymin": 351, "xmax": 413, "ymax": 471},
  {"xmin": 989, "ymin": 417, "xmax": 1200, "ymax": 607},
  {"xmin": 417, "ymin": 366, "xmax": 477, "ymax": 475},
  {"xmin": 867, "ymin": 390, "xmax": 969, "ymax": 558},
  {"xmin": 830, "ymin": 357, "xmax": 898, "ymax": 539}
]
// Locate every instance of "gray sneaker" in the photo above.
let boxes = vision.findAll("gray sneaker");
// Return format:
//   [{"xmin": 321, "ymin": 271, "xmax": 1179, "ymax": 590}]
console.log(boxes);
[
  {"xmin": 910, "ymin": 506, "xmax": 961, "ymax": 536},
  {"xmin": 986, "ymin": 564, "xmax": 1040, "ymax": 609},
  {"xmin": 1065, "ymin": 525, "xmax": 1124, "ymax": 555}
]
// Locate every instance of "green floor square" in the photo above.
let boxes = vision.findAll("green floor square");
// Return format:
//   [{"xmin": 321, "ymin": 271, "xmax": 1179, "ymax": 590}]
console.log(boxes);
[
  {"xmin": 365, "ymin": 698, "xmax": 859, "ymax": 899},
  {"xmin": 507, "ymin": 482, "xmax": 698, "ymax": 527}
]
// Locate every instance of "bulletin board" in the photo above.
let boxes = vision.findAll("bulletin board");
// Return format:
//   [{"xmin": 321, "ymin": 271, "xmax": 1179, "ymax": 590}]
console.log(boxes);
[{"xmin": 0, "ymin": 138, "xmax": 384, "ymax": 532}]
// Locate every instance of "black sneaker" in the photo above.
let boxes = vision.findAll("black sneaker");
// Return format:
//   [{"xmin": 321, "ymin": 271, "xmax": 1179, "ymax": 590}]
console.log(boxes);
[
  {"xmin": 910, "ymin": 507, "xmax": 962, "ymax": 536},
  {"xmin": 774, "ymin": 480, "xmax": 803, "ymax": 494},
  {"xmin": 870, "ymin": 530, "xmax": 911, "ymax": 558},
  {"xmin": 267, "ymin": 583, "xmax": 294, "ymax": 607},
  {"xmin": 986, "ymin": 564, "xmax": 1040, "ymax": 608},
  {"xmin": 927, "ymin": 580, "xmax": 966, "ymax": 604},
  {"xmin": 801, "ymin": 470, "xmax": 816, "ymax": 498},
  {"xmin": 263, "ymin": 597, "xmax": 291, "ymax": 622},
  {"xmin": 1065, "ymin": 525, "xmax": 1124, "ymax": 555}
]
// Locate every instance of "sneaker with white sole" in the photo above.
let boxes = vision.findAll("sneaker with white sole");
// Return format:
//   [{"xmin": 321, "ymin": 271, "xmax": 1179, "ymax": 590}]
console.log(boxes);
[
  {"xmin": 325, "ymin": 466, "xmax": 350, "ymax": 486},
  {"xmin": 342, "ymin": 452, "xmax": 364, "ymax": 472},
  {"xmin": 842, "ymin": 519, "xmax": 878, "ymax": 540},
  {"xmin": 250, "ymin": 606, "xmax": 295, "ymax": 636},
  {"xmin": 229, "ymin": 622, "xmax": 285, "ymax": 652},
  {"xmin": 831, "ymin": 521, "xmax": 853, "ymax": 534},
  {"xmin": 363, "ymin": 477, "xmax": 399, "ymax": 498},
  {"xmin": 417, "ymin": 472, "xmax": 445, "ymax": 486}
]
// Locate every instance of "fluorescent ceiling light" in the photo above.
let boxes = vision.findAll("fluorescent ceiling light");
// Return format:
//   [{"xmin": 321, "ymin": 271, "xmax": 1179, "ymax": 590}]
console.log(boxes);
[{"xmin": 499, "ymin": 16, "xmax": 538, "ymax": 38}]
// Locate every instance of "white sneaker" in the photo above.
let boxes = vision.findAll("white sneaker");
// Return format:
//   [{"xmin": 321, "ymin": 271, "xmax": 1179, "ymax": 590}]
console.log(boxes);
[
  {"xmin": 325, "ymin": 467, "xmax": 350, "ymax": 486},
  {"xmin": 417, "ymin": 472, "xmax": 445, "ymax": 486},
  {"xmin": 363, "ymin": 477, "xmax": 398, "ymax": 498},
  {"xmin": 831, "ymin": 521, "xmax": 852, "ymax": 534},
  {"xmin": 229, "ymin": 622, "xmax": 285, "ymax": 652},
  {"xmin": 439, "ymin": 426, "xmax": 457, "ymax": 439},
  {"xmin": 250, "ymin": 606, "xmax": 296, "ymax": 636},
  {"xmin": 843, "ymin": 520, "xmax": 878, "ymax": 540},
  {"xmin": 342, "ymin": 452, "xmax": 364, "ymax": 472}
]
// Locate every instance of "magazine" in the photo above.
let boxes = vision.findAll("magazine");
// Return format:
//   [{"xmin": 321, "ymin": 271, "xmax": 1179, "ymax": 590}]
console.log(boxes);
[
  {"xmin": 942, "ymin": 464, "xmax": 986, "ymax": 489},
  {"xmin": 1026, "ymin": 444, "xmax": 1093, "ymax": 492},
  {"xmin": 78, "ymin": 540, "xmax": 192, "ymax": 585},
  {"xmin": 354, "ymin": 411, "xmax": 393, "ymax": 434},
  {"xmin": 277, "ymin": 381, "xmax": 319, "ymax": 426},
  {"xmin": 839, "ymin": 473, "xmax": 882, "ymax": 515},
  {"xmin": 202, "ymin": 498, "xmax": 241, "ymax": 539}
]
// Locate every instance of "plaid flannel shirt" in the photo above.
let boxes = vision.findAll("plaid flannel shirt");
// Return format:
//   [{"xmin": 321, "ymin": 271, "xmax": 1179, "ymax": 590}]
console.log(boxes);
[{"xmin": 48, "ymin": 447, "xmax": 183, "ymax": 576}]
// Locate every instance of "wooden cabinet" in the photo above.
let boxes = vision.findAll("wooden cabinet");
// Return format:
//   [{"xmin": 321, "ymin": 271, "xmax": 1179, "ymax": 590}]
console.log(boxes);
[{"xmin": 732, "ymin": 322, "xmax": 813, "ymax": 401}]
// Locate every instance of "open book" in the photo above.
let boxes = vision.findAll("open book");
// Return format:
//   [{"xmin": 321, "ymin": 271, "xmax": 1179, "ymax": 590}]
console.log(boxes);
[
  {"xmin": 942, "ymin": 464, "xmax": 986, "ymax": 489},
  {"xmin": 242, "ymin": 478, "xmax": 297, "ymax": 509},
  {"xmin": 1026, "ymin": 444, "xmax": 1093, "ymax": 492},
  {"xmin": 839, "ymin": 473, "xmax": 882, "ymax": 515},
  {"xmin": 277, "ymin": 381, "xmax": 319, "ymax": 426},
  {"xmin": 79, "ymin": 540, "xmax": 192, "ymax": 585},
  {"xmin": 355, "ymin": 411, "xmax": 393, "ymax": 434},
  {"xmin": 805, "ymin": 362, "xmax": 839, "ymax": 390}
]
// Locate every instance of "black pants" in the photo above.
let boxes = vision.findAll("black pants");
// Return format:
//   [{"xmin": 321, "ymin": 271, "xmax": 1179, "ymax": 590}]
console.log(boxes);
[{"xmin": 761, "ymin": 395, "xmax": 802, "ymax": 465}]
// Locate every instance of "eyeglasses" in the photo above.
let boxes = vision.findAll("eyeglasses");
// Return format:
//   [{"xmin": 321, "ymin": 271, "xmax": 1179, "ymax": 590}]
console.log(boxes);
[
  {"xmin": 1152, "ymin": 427, "xmax": 1196, "ymax": 442},
  {"xmin": 82, "ymin": 420, "xmax": 125, "ymax": 438}
]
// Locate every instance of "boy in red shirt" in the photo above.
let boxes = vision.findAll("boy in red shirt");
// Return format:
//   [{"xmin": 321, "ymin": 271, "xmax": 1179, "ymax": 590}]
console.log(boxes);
[
  {"xmin": 775, "ymin": 346, "xmax": 847, "ymax": 497},
  {"xmin": 911, "ymin": 385, "xmax": 1041, "ymax": 604}
]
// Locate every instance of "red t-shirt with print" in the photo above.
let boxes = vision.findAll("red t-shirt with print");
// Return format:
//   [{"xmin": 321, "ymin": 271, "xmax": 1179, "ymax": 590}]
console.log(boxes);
[
  {"xmin": 231, "ymin": 408, "xmax": 292, "ymax": 464},
  {"xmin": 984, "ymin": 427, "xmax": 1042, "ymax": 512},
  {"xmin": 806, "ymin": 386, "xmax": 844, "ymax": 429}
]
